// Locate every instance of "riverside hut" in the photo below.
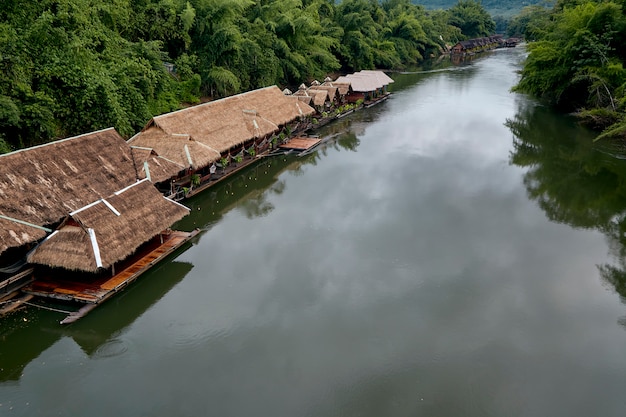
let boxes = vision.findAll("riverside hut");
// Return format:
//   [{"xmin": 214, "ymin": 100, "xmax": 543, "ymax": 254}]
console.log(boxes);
[
  {"xmin": 24, "ymin": 179, "xmax": 195, "ymax": 323},
  {"xmin": 334, "ymin": 70, "xmax": 394, "ymax": 103},
  {"xmin": 307, "ymin": 89, "xmax": 332, "ymax": 112},
  {"xmin": 0, "ymin": 128, "xmax": 195, "ymax": 313},
  {"xmin": 451, "ymin": 36, "xmax": 502, "ymax": 55},
  {"xmin": 27, "ymin": 179, "xmax": 189, "ymax": 273},
  {"xmin": 129, "ymin": 86, "xmax": 314, "ymax": 199},
  {"xmin": 0, "ymin": 128, "xmax": 138, "ymax": 277}
]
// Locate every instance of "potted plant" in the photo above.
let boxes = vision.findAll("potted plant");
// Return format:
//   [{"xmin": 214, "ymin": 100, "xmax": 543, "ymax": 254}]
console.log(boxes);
[{"xmin": 220, "ymin": 157, "xmax": 229, "ymax": 170}]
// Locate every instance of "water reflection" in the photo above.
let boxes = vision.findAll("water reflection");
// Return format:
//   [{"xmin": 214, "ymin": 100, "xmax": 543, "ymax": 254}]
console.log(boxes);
[
  {"xmin": 0, "ymin": 106, "xmax": 377, "ymax": 385},
  {"xmin": 177, "ymin": 116, "xmax": 370, "ymax": 232},
  {"xmin": 0, "ymin": 260, "xmax": 192, "ymax": 381},
  {"xmin": 507, "ymin": 100, "xmax": 626, "ymax": 327}
]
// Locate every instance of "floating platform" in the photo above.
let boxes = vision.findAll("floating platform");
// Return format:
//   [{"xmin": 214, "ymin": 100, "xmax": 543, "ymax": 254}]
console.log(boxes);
[
  {"xmin": 279, "ymin": 137, "xmax": 322, "ymax": 152},
  {"xmin": 22, "ymin": 229, "xmax": 199, "ymax": 324}
]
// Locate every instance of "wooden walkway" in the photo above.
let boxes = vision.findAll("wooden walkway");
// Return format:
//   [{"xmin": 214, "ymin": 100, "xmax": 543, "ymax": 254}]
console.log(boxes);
[
  {"xmin": 22, "ymin": 229, "xmax": 199, "ymax": 323},
  {"xmin": 279, "ymin": 137, "xmax": 322, "ymax": 151}
]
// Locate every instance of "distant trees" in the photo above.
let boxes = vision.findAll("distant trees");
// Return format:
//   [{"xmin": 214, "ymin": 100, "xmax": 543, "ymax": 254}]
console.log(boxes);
[
  {"xmin": 0, "ymin": 0, "xmax": 495, "ymax": 152},
  {"xmin": 447, "ymin": 0, "xmax": 496, "ymax": 38}
]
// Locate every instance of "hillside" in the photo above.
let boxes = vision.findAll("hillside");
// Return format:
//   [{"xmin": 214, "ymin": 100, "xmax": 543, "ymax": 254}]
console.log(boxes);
[{"xmin": 415, "ymin": 0, "xmax": 547, "ymax": 17}]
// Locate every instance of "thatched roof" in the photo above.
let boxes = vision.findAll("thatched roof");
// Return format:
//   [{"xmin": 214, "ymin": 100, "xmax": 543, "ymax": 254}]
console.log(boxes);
[
  {"xmin": 310, "ymin": 85, "xmax": 338, "ymax": 101},
  {"xmin": 0, "ymin": 128, "xmax": 139, "ymax": 255},
  {"xmin": 128, "ymin": 127, "xmax": 220, "ymax": 173},
  {"xmin": 130, "ymin": 146, "xmax": 187, "ymax": 184},
  {"xmin": 28, "ymin": 180, "xmax": 190, "ymax": 272},
  {"xmin": 357, "ymin": 70, "xmax": 395, "ymax": 85},
  {"xmin": 0, "ymin": 217, "xmax": 47, "ymax": 255},
  {"xmin": 307, "ymin": 89, "xmax": 331, "ymax": 106},
  {"xmin": 294, "ymin": 95, "xmax": 313, "ymax": 105},
  {"xmin": 257, "ymin": 91, "xmax": 315, "ymax": 126},
  {"xmin": 335, "ymin": 70, "xmax": 394, "ymax": 93},
  {"xmin": 143, "ymin": 86, "xmax": 314, "ymax": 159},
  {"xmin": 333, "ymin": 83, "xmax": 351, "ymax": 96},
  {"xmin": 321, "ymin": 78, "xmax": 352, "ymax": 96}
]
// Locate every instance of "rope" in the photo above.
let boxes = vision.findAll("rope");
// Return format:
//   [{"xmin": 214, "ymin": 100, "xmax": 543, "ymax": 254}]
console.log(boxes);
[{"xmin": 23, "ymin": 301, "xmax": 74, "ymax": 314}]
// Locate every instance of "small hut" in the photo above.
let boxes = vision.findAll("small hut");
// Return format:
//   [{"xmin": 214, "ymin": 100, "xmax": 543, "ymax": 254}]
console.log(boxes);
[
  {"xmin": 307, "ymin": 89, "xmax": 332, "ymax": 111},
  {"xmin": 0, "ymin": 128, "xmax": 139, "ymax": 267},
  {"xmin": 28, "ymin": 179, "xmax": 190, "ymax": 273},
  {"xmin": 128, "ymin": 86, "xmax": 314, "ymax": 197},
  {"xmin": 335, "ymin": 70, "xmax": 394, "ymax": 103}
]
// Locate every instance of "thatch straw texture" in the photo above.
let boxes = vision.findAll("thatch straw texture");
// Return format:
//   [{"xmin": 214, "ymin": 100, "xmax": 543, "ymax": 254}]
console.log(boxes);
[
  {"xmin": 28, "ymin": 180, "xmax": 190, "ymax": 272},
  {"xmin": 0, "ymin": 218, "xmax": 47, "ymax": 255},
  {"xmin": 130, "ymin": 146, "xmax": 186, "ymax": 184},
  {"xmin": 335, "ymin": 71, "xmax": 394, "ymax": 92},
  {"xmin": 333, "ymin": 82, "xmax": 351, "ymax": 96},
  {"xmin": 294, "ymin": 95, "xmax": 313, "ymax": 105},
  {"xmin": 263, "ymin": 92, "xmax": 315, "ymax": 125},
  {"xmin": 357, "ymin": 70, "xmax": 395, "ymax": 85},
  {"xmin": 0, "ymin": 128, "xmax": 138, "ymax": 254},
  {"xmin": 145, "ymin": 86, "xmax": 314, "ymax": 161},
  {"xmin": 306, "ymin": 89, "xmax": 330, "ymax": 106},
  {"xmin": 128, "ymin": 127, "xmax": 220, "ymax": 172},
  {"xmin": 310, "ymin": 85, "xmax": 338, "ymax": 101}
]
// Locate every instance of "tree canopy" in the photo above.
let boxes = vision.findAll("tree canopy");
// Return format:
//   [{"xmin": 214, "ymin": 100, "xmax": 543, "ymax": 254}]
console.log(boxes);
[
  {"xmin": 513, "ymin": 0, "xmax": 626, "ymax": 141},
  {"xmin": 0, "ymin": 0, "xmax": 494, "ymax": 152}
]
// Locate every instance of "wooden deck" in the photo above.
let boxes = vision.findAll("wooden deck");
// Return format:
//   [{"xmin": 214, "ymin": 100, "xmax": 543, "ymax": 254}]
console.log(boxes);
[
  {"xmin": 279, "ymin": 137, "xmax": 322, "ymax": 151},
  {"xmin": 22, "ymin": 229, "xmax": 199, "ymax": 324}
]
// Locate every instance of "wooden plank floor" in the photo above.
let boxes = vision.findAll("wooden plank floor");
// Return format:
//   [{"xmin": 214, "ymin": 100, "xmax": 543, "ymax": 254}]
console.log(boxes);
[
  {"xmin": 279, "ymin": 137, "xmax": 321, "ymax": 151},
  {"xmin": 24, "ymin": 230, "xmax": 197, "ymax": 304}
]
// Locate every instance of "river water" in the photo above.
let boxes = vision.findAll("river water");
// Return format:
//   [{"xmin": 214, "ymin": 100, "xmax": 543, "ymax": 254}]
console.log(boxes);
[{"xmin": 2, "ymin": 47, "xmax": 626, "ymax": 416}]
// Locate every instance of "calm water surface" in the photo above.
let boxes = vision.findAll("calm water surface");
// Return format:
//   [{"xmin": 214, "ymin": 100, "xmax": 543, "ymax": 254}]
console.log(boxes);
[{"xmin": 2, "ymin": 47, "xmax": 626, "ymax": 416}]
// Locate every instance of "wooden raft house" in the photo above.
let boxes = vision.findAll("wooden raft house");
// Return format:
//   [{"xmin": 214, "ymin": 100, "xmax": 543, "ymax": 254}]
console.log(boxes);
[
  {"xmin": 24, "ymin": 179, "xmax": 196, "ymax": 324},
  {"xmin": 1, "ymin": 128, "xmax": 139, "ymax": 300},
  {"xmin": 0, "ymin": 128, "xmax": 197, "ymax": 322},
  {"xmin": 450, "ymin": 35, "xmax": 521, "ymax": 56},
  {"xmin": 334, "ymin": 70, "xmax": 394, "ymax": 106},
  {"xmin": 128, "ymin": 85, "xmax": 315, "ymax": 200},
  {"xmin": 1, "ymin": 71, "xmax": 397, "ymax": 323}
]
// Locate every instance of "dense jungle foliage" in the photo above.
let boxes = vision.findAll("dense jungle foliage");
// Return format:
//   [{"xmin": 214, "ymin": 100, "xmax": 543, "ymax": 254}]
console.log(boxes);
[
  {"xmin": 512, "ymin": 0, "xmax": 626, "ymax": 141},
  {"xmin": 0, "ymin": 0, "xmax": 495, "ymax": 153}
]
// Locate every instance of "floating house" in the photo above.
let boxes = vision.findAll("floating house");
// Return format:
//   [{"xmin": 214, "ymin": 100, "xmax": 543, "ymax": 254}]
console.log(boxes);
[
  {"xmin": 23, "ymin": 179, "xmax": 194, "ymax": 323},
  {"xmin": 27, "ymin": 180, "xmax": 189, "ymax": 273},
  {"xmin": 306, "ymin": 89, "xmax": 332, "ymax": 112},
  {"xmin": 322, "ymin": 77, "xmax": 351, "ymax": 102},
  {"xmin": 0, "ymin": 128, "xmax": 138, "ymax": 282},
  {"xmin": 450, "ymin": 35, "xmax": 503, "ymax": 55},
  {"xmin": 334, "ymin": 70, "xmax": 394, "ymax": 104},
  {"xmin": 0, "ymin": 128, "xmax": 196, "ymax": 321},
  {"xmin": 128, "ymin": 85, "xmax": 315, "ymax": 199}
]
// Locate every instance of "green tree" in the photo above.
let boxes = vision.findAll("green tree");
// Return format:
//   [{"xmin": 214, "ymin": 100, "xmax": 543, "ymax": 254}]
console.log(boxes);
[
  {"xmin": 447, "ymin": 0, "xmax": 496, "ymax": 38},
  {"xmin": 514, "ymin": 0, "xmax": 626, "ymax": 139}
]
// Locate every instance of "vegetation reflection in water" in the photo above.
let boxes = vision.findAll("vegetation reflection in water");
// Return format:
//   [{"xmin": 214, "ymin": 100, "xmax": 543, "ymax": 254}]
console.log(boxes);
[
  {"xmin": 0, "ymin": 109, "xmax": 372, "ymax": 383},
  {"xmin": 176, "ymin": 117, "xmax": 367, "ymax": 232},
  {"xmin": 3, "ymin": 50, "xmax": 626, "ymax": 416},
  {"xmin": 0, "ymin": 260, "xmax": 192, "ymax": 381},
  {"xmin": 507, "ymin": 100, "xmax": 626, "ymax": 328}
]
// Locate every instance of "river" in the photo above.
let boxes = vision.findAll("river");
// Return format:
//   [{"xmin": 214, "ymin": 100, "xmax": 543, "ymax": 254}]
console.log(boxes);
[{"xmin": 1, "ymin": 46, "xmax": 626, "ymax": 416}]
